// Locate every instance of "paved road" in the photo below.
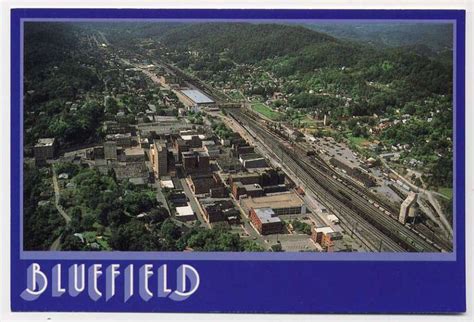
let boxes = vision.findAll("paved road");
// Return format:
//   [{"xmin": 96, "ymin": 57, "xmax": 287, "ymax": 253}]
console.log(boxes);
[
  {"xmin": 51, "ymin": 168, "xmax": 71, "ymax": 223},
  {"xmin": 155, "ymin": 183, "xmax": 171, "ymax": 213},
  {"xmin": 180, "ymin": 178, "xmax": 209, "ymax": 228},
  {"xmin": 380, "ymin": 157, "xmax": 452, "ymax": 234},
  {"xmin": 265, "ymin": 233, "xmax": 317, "ymax": 252},
  {"xmin": 49, "ymin": 236, "xmax": 62, "ymax": 251},
  {"xmin": 49, "ymin": 167, "xmax": 72, "ymax": 251},
  {"xmin": 426, "ymin": 191, "xmax": 453, "ymax": 237},
  {"xmin": 238, "ymin": 213, "xmax": 269, "ymax": 250}
]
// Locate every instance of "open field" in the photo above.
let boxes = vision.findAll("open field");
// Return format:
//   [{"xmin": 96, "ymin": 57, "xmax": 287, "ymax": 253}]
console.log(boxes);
[
  {"xmin": 439, "ymin": 187, "xmax": 453, "ymax": 199},
  {"xmin": 251, "ymin": 102, "xmax": 283, "ymax": 120},
  {"xmin": 346, "ymin": 133, "xmax": 370, "ymax": 147}
]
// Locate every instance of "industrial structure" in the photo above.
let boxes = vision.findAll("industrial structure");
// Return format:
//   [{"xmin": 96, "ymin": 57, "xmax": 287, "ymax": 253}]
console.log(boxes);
[
  {"xmin": 399, "ymin": 192, "xmax": 418, "ymax": 224},
  {"xmin": 176, "ymin": 89, "xmax": 216, "ymax": 111}
]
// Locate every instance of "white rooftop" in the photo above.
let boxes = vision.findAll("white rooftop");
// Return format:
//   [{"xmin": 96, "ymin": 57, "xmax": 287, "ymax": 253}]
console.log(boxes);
[
  {"xmin": 254, "ymin": 207, "xmax": 281, "ymax": 224},
  {"xmin": 176, "ymin": 204, "xmax": 194, "ymax": 217},
  {"xmin": 315, "ymin": 226, "xmax": 335, "ymax": 234},
  {"xmin": 36, "ymin": 138, "xmax": 55, "ymax": 147},
  {"xmin": 160, "ymin": 180, "xmax": 175, "ymax": 189},
  {"xmin": 181, "ymin": 134, "xmax": 206, "ymax": 141},
  {"xmin": 181, "ymin": 89, "xmax": 214, "ymax": 104},
  {"xmin": 326, "ymin": 214, "xmax": 339, "ymax": 223},
  {"xmin": 202, "ymin": 140, "xmax": 216, "ymax": 146}
]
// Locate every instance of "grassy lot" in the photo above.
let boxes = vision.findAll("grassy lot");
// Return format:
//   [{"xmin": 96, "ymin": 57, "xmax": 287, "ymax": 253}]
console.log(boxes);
[
  {"xmin": 298, "ymin": 116, "xmax": 317, "ymax": 128},
  {"xmin": 438, "ymin": 187, "xmax": 453, "ymax": 199},
  {"xmin": 287, "ymin": 113, "xmax": 318, "ymax": 129},
  {"xmin": 251, "ymin": 102, "xmax": 283, "ymax": 121},
  {"xmin": 346, "ymin": 133, "xmax": 370, "ymax": 147},
  {"xmin": 228, "ymin": 90, "xmax": 246, "ymax": 101}
]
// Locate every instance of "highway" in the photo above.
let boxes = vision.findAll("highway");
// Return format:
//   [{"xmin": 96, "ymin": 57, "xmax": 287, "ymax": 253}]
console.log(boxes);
[{"xmin": 228, "ymin": 108, "xmax": 442, "ymax": 253}]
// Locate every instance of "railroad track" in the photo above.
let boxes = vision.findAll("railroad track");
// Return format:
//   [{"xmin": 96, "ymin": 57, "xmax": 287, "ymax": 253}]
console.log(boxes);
[
  {"xmin": 228, "ymin": 108, "xmax": 442, "ymax": 252},
  {"xmin": 293, "ymin": 141, "xmax": 401, "ymax": 215},
  {"xmin": 228, "ymin": 109, "xmax": 403, "ymax": 251},
  {"xmin": 299, "ymin": 156, "xmax": 440, "ymax": 252}
]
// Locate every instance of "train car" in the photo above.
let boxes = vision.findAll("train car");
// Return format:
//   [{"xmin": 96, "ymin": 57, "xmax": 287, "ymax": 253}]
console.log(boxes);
[{"xmin": 338, "ymin": 189, "xmax": 352, "ymax": 201}]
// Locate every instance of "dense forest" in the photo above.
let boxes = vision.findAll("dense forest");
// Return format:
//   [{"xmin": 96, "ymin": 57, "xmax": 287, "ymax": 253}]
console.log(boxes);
[
  {"xmin": 24, "ymin": 23, "xmax": 105, "ymax": 150},
  {"xmin": 304, "ymin": 23, "xmax": 453, "ymax": 53},
  {"xmin": 23, "ymin": 165, "xmax": 65, "ymax": 250}
]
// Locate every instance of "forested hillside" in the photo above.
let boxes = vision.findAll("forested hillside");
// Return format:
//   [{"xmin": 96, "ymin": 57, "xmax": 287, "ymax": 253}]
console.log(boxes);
[
  {"xmin": 24, "ymin": 23, "xmax": 105, "ymax": 149},
  {"xmin": 159, "ymin": 23, "xmax": 338, "ymax": 63},
  {"xmin": 303, "ymin": 23, "xmax": 453, "ymax": 52}
]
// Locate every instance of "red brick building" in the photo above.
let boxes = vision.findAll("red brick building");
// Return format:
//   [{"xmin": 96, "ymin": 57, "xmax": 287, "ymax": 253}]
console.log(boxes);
[
  {"xmin": 231, "ymin": 182, "xmax": 264, "ymax": 199},
  {"xmin": 249, "ymin": 207, "xmax": 283, "ymax": 235},
  {"xmin": 311, "ymin": 226, "xmax": 343, "ymax": 252},
  {"xmin": 188, "ymin": 173, "xmax": 223, "ymax": 195}
]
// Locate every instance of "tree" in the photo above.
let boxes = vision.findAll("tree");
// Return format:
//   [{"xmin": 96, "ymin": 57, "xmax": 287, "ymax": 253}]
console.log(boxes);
[
  {"xmin": 69, "ymin": 206, "xmax": 83, "ymax": 232},
  {"xmin": 61, "ymin": 232, "xmax": 85, "ymax": 251},
  {"xmin": 271, "ymin": 243, "xmax": 283, "ymax": 252},
  {"xmin": 107, "ymin": 209, "xmax": 130, "ymax": 228},
  {"xmin": 123, "ymin": 191, "xmax": 157, "ymax": 215},
  {"xmin": 109, "ymin": 220, "xmax": 160, "ymax": 251},
  {"xmin": 81, "ymin": 214, "xmax": 96, "ymax": 231},
  {"xmin": 291, "ymin": 220, "xmax": 312, "ymax": 235},
  {"xmin": 149, "ymin": 207, "xmax": 170, "ymax": 223}
]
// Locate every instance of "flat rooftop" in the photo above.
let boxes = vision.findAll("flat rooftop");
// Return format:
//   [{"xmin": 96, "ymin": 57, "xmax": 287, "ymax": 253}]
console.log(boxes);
[
  {"xmin": 176, "ymin": 204, "xmax": 194, "ymax": 217},
  {"xmin": 180, "ymin": 89, "xmax": 214, "ymax": 104},
  {"xmin": 154, "ymin": 115, "xmax": 178, "ymax": 122},
  {"xmin": 106, "ymin": 133, "xmax": 132, "ymax": 141},
  {"xmin": 239, "ymin": 153, "xmax": 263, "ymax": 161},
  {"xmin": 137, "ymin": 122, "xmax": 192, "ymax": 135},
  {"xmin": 181, "ymin": 134, "xmax": 206, "ymax": 141},
  {"xmin": 254, "ymin": 207, "xmax": 281, "ymax": 224},
  {"xmin": 160, "ymin": 179, "xmax": 175, "ymax": 189},
  {"xmin": 35, "ymin": 138, "xmax": 55, "ymax": 147},
  {"xmin": 315, "ymin": 226, "xmax": 343, "ymax": 239},
  {"xmin": 124, "ymin": 147, "xmax": 145, "ymax": 156},
  {"xmin": 315, "ymin": 226, "xmax": 334, "ymax": 234},
  {"xmin": 231, "ymin": 172, "xmax": 260, "ymax": 179},
  {"xmin": 242, "ymin": 192, "xmax": 304, "ymax": 210},
  {"xmin": 327, "ymin": 214, "xmax": 339, "ymax": 222},
  {"xmin": 202, "ymin": 140, "xmax": 216, "ymax": 146},
  {"xmin": 243, "ymin": 183, "xmax": 263, "ymax": 191}
]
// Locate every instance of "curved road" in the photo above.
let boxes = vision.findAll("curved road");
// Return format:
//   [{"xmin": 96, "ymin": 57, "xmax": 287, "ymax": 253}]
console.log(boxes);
[{"xmin": 49, "ymin": 167, "xmax": 71, "ymax": 251}]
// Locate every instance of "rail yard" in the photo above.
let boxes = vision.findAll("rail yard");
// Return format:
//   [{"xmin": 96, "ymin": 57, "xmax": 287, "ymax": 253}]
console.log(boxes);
[{"xmin": 227, "ymin": 108, "xmax": 447, "ymax": 252}]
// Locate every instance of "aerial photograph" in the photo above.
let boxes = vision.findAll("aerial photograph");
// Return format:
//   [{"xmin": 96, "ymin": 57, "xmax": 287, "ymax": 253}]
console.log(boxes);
[{"xmin": 23, "ymin": 21, "xmax": 454, "ymax": 253}]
